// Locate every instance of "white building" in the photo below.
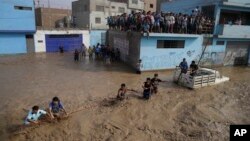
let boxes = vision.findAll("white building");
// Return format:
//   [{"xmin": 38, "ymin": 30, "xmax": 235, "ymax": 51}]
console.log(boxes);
[
  {"xmin": 72, "ymin": 0, "xmax": 144, "ymax": 29},
  {"xmin": 34, "ymin": 29, "xmax": 90, "ymax": 53}
]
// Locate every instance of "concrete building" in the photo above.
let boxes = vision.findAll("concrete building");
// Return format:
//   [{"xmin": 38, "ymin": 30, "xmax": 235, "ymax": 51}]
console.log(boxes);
[
  {"xmin": 107, "ymin": 0, "xmax": 250, "ymax": 71},
  {"xmin": 108, "ymin": 31, "xmax": 203, "ymax": 71},
  {"xmin": 157, "ymin": 0, "xmax": 169, "ymax": 12},
  {"xmin": 34, "ymin": 29, "xmax": 90, "ymax": 53},
  {"xmin": 90, "ymin": 30, "xmax": 107, "ymax": 47},
  {"xmin": 160, "ymin": 0, "xmax": 250, "ymax": 66},
  {"xmin": 143, "ymin": 0, "xmax": 157, "ymax": 12},
  {"xmin": 35, "ymin": 8, "xmax": 72, "ymax": 28},
  {"xmin": 72, "ymin": 0, "xmax": 144, "ymax": 29},
  {"xmin": 0, "ymin": 0, "xmax": 36, "ymax": 54}
]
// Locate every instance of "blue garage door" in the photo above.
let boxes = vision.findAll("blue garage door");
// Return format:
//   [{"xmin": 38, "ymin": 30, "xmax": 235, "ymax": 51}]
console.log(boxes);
[{"xmin": 45, "ymin": 34, "xmax": 82, "ymax": 52}]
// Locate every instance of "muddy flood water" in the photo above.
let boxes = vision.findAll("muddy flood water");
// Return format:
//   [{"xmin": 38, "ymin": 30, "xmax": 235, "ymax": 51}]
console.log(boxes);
[{"xmin": 0, "ymin": 53, "xmax": 249, "ymax": 141}]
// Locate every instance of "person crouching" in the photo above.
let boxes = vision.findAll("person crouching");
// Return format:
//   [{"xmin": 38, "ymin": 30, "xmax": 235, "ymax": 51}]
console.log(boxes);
[
  {"xmin": 24, "ymin": 106, "xmax": 52, "ymax": 125},
  {"xmin": 49, "ymin": 97, "xmax": 68, "ymax": 119}
]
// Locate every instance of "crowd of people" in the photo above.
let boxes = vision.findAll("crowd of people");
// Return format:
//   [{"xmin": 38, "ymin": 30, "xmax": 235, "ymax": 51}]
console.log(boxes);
[
  {"xmin": 107, "ymin": 7, "xmax": 214, "ymax": 35},
  {"xmin": 74, "ymin": 43, "xmax": 121, "ymax": 64},
  {"xmin": 117, "ymin": 73, "xmax": 165, "ymax": 101}
]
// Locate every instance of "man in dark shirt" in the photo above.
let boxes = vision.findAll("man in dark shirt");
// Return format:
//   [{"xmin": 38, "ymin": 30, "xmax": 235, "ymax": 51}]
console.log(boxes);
[
  {"xmin": 179, "ymin": 58, "xmax": 188, "ymax": 74},
  {"xmin": 151, "ymin": 73, "xmax": 165, "ymax": 94},
  {"xmin": 142, "ymin": 78, "xmax": 152, "ymax": 100},
  {"xmin": 190, "ymin": 61, "xmax": 198, "ymax": 76},
  {"xmin": 74, "ymin": 49, "xmax": 79, "ymax": 62}
]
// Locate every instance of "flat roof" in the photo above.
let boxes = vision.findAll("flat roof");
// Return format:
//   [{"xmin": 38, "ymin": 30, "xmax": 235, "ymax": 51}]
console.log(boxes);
[{"xmin": 143, "ymin": 33, "xmax": 202, "ymax": 38}]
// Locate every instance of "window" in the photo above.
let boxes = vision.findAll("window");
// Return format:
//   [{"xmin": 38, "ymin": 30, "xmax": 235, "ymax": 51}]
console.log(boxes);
[
  {"xmin": 48, "ymin": 35, "xmax": 80, "ymax": 38},
  {"xmin": 95, "ymin": 17, "xmax": 101, "ymax": 24},
  {"xmin": 203, "ymin": 38, "xmax": 212, "ymax": 46},
  {"xmin": 38, "ymin": 40, "xmax": 43, "ymax": 43},
  {"xmin": 118, "ymin": 7, "xmax": 125, "ymax": 13},
  {"xmin": 216, "ymin": 41, "xmax": 225, "ymax": 45},
  {"xmin": 14, "ymin": 6, "xmax": 32, "ymax": 11},
  {"xmin": 26, "ymin": 35, "xmax": 33, "ymax": 39},
  {"xmin": 84, "ymin": 5, "xmax": 88, "ymax": 11},
  {"xmin": 96, "ymin": 5, "xmax": 104, "ymax": 12},
  {"xmin": 157, "ymin": 40, "xmax": 185, "ymax": 48},
  {"xmin": 132, "ymin": 0, "xmax": 138, "ymax": 4},
  {"xmin": 111, "ymin": 6, "xmax": 115, "ymax": 9},
  {"xmin": 150, "ymin": 4, "xmax": 154, "ymax": 8}
]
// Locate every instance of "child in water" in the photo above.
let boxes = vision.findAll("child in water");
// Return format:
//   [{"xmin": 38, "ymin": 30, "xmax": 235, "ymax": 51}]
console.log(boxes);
[
  {"xmin": 151, "ymin": 73, "xmax": 165, "ymax": 94},
  {"xmin": 49, "ymin": 97, "xmax": 68, "ymax": 119},
  {"xmin": 25, "ymin": 106, "xmax": 52, "ymax": 125},
  {"xmin": 142, "ymin": 78, "xmax": 152, "ymax": 100},
  {"xmin": 117, "ymin": 83, "xmax": 135, "ymax": 100}
]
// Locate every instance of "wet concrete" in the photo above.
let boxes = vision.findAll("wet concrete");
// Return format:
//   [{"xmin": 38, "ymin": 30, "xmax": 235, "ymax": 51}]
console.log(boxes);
[{"xmin": 0, "ymin": 53, "xmax": 249, "ymax": 141}]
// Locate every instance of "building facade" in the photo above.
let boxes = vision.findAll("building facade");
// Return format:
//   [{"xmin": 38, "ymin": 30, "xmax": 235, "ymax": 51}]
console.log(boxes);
[
  {"xmin": 72, "ymin": 0, "xmax": 144, "ymax": 29},
  {"xmin": 108, "ymin": 31, "xmax": 204, "ymax": 71},
  {"xmin": 161, "ymin": 0, "xmax": 250, "ymax": 66},
  {"xmin": 0, "ymin": 0, "xmax": 36, "ymax": 54},
  {"xmin": 35, "ymin": 8, "xmax": 72, "ymax": 28},
  {"xmin": 34, "ymin": 29, "xmax": 90, "ymax": 53},
  {"xmin": 143, "ymin": 0, "xmax": 157, "ymax": 12},
  {"xmin": 107, "ymin": 0, "xmax": 250, "ymax": 71}
]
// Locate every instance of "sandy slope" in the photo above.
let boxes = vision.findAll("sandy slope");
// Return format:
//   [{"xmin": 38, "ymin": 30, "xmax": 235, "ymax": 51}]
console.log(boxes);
[{"xmin": 0, "ymin": 54, "xmax": 249, "ymax": 141}]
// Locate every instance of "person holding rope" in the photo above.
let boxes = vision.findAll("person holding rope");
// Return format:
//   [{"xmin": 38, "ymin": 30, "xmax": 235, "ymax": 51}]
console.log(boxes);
[
  {"xmin": 151, "ymin": 73, "xmax": 166, "ymax": 94},
  {"xmin": 117, "ymin": 83, "xmax": 136, "ymax": 101},
  {"xmin": 24, "ymin": 106, "xmax": 52, "ymax": 125},
  {"xmin": 179, "ymin": 58, "xmax": 188, "ymax": 74},
  {"xmin": 142, "ymin": 78, "xmax": 152, "ymax": 100},
  {"xmin": 49, "ymin": 97, "xmax": 68, "ymax": 120},
  {"xmin": 190, "ymin": 61, "xmax": 198, "ymax": 76}
]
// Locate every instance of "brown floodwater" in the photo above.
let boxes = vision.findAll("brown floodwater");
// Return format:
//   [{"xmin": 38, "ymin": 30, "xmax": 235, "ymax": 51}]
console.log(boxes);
[{"xmin": 0, "ymin": 53, "xmax": 249, "ymax": 141}]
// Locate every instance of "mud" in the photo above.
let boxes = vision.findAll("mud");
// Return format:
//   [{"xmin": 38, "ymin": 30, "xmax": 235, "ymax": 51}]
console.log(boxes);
[{"xmin": 0, "ymin": 53, "xmax": 249, "ymax": 141}]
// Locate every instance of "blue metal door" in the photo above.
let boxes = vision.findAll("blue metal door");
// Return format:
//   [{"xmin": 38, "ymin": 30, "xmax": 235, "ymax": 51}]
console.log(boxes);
[{"xmin": 45, "ymin": 34, "xmax": 82, "ymax": 52}]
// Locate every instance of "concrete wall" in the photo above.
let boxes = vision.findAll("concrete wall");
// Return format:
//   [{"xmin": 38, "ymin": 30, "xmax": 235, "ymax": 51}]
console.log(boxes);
[
  {"xmin": 161, "ymin": 0, "xmax": 221, "ymax": 14},
  {"xmin": 198, "ymin": 39, "xmax": 227, "ymax": 66},
  {"xmin": 144, "ymin": 0, "xmax": 157, "ymax": 12},
  {"xmin": 90, "ymin": 11, "xmax": 109, "ymax": 29},
  {"xmin": 224, "ymin": 41, "xmax": 250, "ymax": 66},
  {"xmin": 109, "ymin": 2, "xmax": 128, "ymax": 16},
  {"xmin": 90, "ymin": 30, "xmax": 107, "ymax": 46},
  {"xmin": 0, "ymin": 33, "xmax": 27, "ymax": 54},
  {"xmin": 226, "ymin": 0, "xmax": 250, "ymax": 5},
  {"xmin": 108, "ymin": 30, "xmax": 141, "ymax": 69},
  {"xmin": 128, "ymin": 0, "xmax": 144, "ymax": 10},
  {"xmin": 35, "ymin": 8, "xmax": 72, "ymax": 28},
  {"xmin": 217, "ymin": 25, "xmax": 250, "ymax": 39},
  {"xmin": 140, "ymin": 35, "xmax": 203, "ymax": 70},
  {"xmin": 34, "ymin": 30, "xmax": 90, "ymax": 52},
  {"xmin": 0, "ymin": 0, "xmax": 35, "ymax": 32},
  {"xmin": 73, "ymin": 0, "xmax": 144, "ymax": 29},
  {"xmin": 72, "ymin": 0, "xmax": 90, "ymax": 28}
]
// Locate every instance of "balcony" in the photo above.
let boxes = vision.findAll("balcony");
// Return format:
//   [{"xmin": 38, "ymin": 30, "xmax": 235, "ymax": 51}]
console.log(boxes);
[{"xmin": 215, "ymin": 24, "xmax": 250, "ymax": 39}]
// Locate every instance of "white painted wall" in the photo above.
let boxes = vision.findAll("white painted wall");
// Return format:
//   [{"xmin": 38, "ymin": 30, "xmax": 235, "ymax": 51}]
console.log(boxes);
[
  {"xmin": 128, "ymin": 0, "xmax": 144, "ymax": 10},
  {"xmin": 90, "ymin": 11, "xmax": 109, "ymax": 30},
  {"xmin": 34, "ymin": 30, "xmax": 90, "ymax": 52}
]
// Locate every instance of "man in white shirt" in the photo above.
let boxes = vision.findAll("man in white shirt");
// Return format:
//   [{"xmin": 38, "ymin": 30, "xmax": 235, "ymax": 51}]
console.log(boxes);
[
  {"xmin": 165, "ymin": 13, "xmax": 171, "ymax": 33},
  {"xmin": 136, "ymin": 59, "xmax": 143, "ymax": 74},
  {"xmin": 169, "ymin": 13, "xmax": 175, "ymax": 33},
  {"xmin": 25, "ymin": 106, "xmax": 51, "ymax": 125}
]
